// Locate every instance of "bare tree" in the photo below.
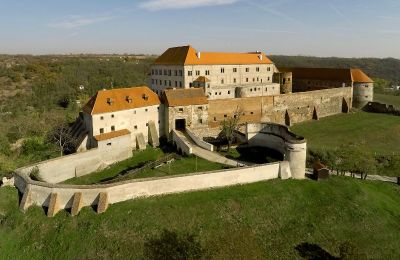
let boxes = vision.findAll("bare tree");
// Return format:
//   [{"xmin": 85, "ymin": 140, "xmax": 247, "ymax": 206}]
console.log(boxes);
[
  {"xmin": 220, "ymin": 106, "xmax": 243, "ymax": 152},
  {"xmin": 47, "ymin": 120, "xmax": 76, "ymax": 156}
]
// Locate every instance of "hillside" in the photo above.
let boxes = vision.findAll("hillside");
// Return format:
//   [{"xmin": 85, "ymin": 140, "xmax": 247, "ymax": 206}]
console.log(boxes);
[
  {"xmin": 271, "ymin": 55, "xmax": 400, "ymax": 84},
  {"xmin": 0, "ymin": 177, "xmax": 399, "ymax": 259}
]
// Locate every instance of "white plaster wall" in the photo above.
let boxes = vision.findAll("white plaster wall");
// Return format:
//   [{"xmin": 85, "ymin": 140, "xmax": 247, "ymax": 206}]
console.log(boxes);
[
  {"xmin": 186, "ymin": 128, "xmax": 214, "ymax": 151},
  {"xmin": 150, "ymin": 65, "xmax": 185, "ymax": 93},
  {"xmin": 238, "ymin": 83, "xmax": 280, "ymax": 98},
  {"xmin": 172, "ymin": 130, "xmax": 193, "ymax": 155},
  {"xmin": 17, "ymin": 135, "xmax": 133, "ymax": 184},
  {"xmin": 90, "ymin": 104, "xmax": 161, "ymax": 148}
]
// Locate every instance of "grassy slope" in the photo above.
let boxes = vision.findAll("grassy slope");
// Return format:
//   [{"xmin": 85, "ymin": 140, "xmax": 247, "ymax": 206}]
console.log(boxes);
[
  {"xmin": 291, "ymin": 112, "xmax": 400, "ymax": 154},
  {"xmin": 0, "ymin": 177, "xmax": 399, "ymax": 259},
  {"xmin": 64, "ymin": 147, "xmax": 227, "ymax": 185},
  {"xmin": 374, "ymin": 93, "xmax": 400, "ymax": 107}
]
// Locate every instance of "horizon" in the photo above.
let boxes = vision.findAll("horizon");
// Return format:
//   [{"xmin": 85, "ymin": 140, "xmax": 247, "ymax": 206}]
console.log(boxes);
[{"xmin": 1, "ymin": 0, "xmax": 400, "ymax": 59}]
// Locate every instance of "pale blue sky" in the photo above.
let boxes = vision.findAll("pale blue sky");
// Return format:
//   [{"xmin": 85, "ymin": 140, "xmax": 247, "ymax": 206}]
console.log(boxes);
[{"xmin": 0, "ymin": 0, "xmax": 399, "ymax": 58}]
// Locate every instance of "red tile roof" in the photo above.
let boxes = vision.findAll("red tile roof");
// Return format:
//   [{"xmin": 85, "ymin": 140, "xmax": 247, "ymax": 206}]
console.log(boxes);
[
  {"xmin": 83, "ymin": 86, "xmax": 160, "ymax": 115},
  {"xmin": 155, "ymin": 45, "xmax": 273, "ymax": 65},
  {"xmin": 163, "ymin": 88, "xmax": 208, "ymax": 107},
  {"xmin": 94, "ymin": 129, "xmax": 131, "ymax": 141}
]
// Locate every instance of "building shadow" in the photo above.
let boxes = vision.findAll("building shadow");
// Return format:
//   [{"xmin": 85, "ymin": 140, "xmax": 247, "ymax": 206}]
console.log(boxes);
[{"xmin": 295, "ymin": 242, "xmax": 337, "ymax": 260}]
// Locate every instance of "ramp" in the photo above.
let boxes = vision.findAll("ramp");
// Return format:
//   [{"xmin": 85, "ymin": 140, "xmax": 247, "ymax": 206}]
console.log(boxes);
[
  {"xmin": 173, "ymin": 130, "xmax": 242, "ymax": 167},
  {"xmin": 148, "ymin": 120, "xmax": 160, "ymax": 147}
]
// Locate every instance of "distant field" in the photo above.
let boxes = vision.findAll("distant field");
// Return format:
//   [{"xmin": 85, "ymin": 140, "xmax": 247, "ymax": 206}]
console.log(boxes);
[
  {"xmin": 291, "ymin": 111, "xmax": 400, "ymax": 154},
  {"xmin": 0, "ymin": 177, "xmax": 399, "ymax": 259},
  {"xmin": 374, "ymin": 93, "xmax": 400, "ymax": 107}
]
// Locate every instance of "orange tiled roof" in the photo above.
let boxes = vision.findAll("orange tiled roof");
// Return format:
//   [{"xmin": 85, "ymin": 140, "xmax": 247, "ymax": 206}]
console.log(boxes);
[
  {"xmin": 155, "ymin": 45, "xmax": 273, "ymax": 65},
  {"xmin": 83, "ymin": 86, "xmax": 160, "ymax": 115},
  {"xmin": 194, "ymin": 76, "xmax": 210, "ymax": 83},
  {"xmin": 94, "ymin": 129, "xmax": 131, "ymax": 141},
  {"xmin": 163, "ymin": 88, "xmax": 208, "ymax": 107},
  {"xmin": 279, "ymin": 67, "xmax": 373, "ymax": 83}
]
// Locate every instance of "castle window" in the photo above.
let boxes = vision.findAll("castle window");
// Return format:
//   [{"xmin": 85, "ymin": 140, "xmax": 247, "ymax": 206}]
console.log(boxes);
[
  {"xmin": 205, "ymin": 70, "xmax": 210, "ymax": 75},
  {"xmin": 246, "ymin": 68, "xmax": 249, "ymax": 72},
  {"xmin": 179, "ymin": 108, "xmax": 184, "ymax": 112},
  {"xmin": 221, "ymin": 68, "xmax": 225, "ymax": 73},
  {"xmin": 246, "ymin": 78, "xmax": 249, "ymax": 82},
  {"xmin": 133, "ymin": 110, "xmax": 136, "ymax": 114},
  {"xmin": 179, "ymin": 81, "xmax": 182, "ymax": 88},
  {"xmin": 168, "ymin": 70, "xmax": 171, "ymax": 76},
  {"xmin": 228, "ymin": 91, "xmax": 230, "ymax": 94},
  {"xmin": 224, "ymin": 114, "xmax": 227, "ymax": 118},
  {"xmin": 159, "ymin": 69, "xmax": 162, "ymax": 75},
  {"xmin": 175, "ymin": 81, "xmax": 178, "ymax": 87},
  {"xmin": 169, "ymin": 81, "xmax": 171, "ymax": 87},
  {"xmin": 215, "ymin": 92, "xmax": 218, "ymax": 95},
  {"xmin": 111, "ymin": 114, "xmax": 114, "ymax": 118},
  {"xmin": 111, "ymin": 126, "xmax": 115, "ymax": 131},
  {"xmin": 107, "ymin": 98, "xmax": 114, "ymax": 105},
  {"xmin": 196, "ymin": 70, "xmax": 200, "ymax": 76},
  {"xmin": 107, "ymin": 142, "xmax": 112, "ymax": 146},
  {"xmin": 233, "ymin": 78, "xmax": 236, "ymax": 83},
  {"xmin": 267, "ymin": 67, "xmax": 271, "ymax": 71},
  {"xmin": 253, "ymin": 78, "xmax": 255, "ymax": 82},
  {"xmin": 233, "ymin": 68, "xmax": 237, "ymax": 73},
  {"xmin": 179, "ymin": 70, "xmax": 183, "ymax": 76},
  {"xmin": 175, "ymin": 70, "xmax": 178, "ymax": 76},
  {"xmin": 100, "ymin": 116, "xmax": 104, "ymax": 120},
  {"xmin": 146, "ymin": 123, "xmax": 149, "ymax": 126},
  {"xmin": 268, "ymin": 77, "xmax": 270, "ymax": 81},
  {"xmin": 134, "ymin": 125, "xmax": 138, "ymax": 129},
  {"xmin": 126, "ymin": 96, "xmax": 132, "ymax": 103},
  {"xmin": 221, "ymin": 79, "xmax": 224, "ymax": 84},
  {"xmin": 155, "ymin": 70, "xmax": 158, "ymax": 75},
  {"xmin": 288, "ymin": 78, "xmax": 291, "ymax": 82},
  {"xmin": 100, "ymin": 128, "xmax": 104, "ymax": 134},
  {"xmin": 250, "ymin": 112, "xmax": 254, "ymax": 115},
  {"xmin": 214, "ymin": 117, "xmax": 217, "ymax": 121},
  {"xmin": 198, "ymin": 106, "xmax": 203, "ymax": 110},
  {"xmin": 256, "ymin": 67, "xmax": 260, "ymax": 72},
  {"xmin": 265, "ymin": 87, "xmax": 268, "ymax": 91},
  {"xmin": 188, "ymin": 71, "xmax": 192, "ymax": 76},
  {"xmin": 198, "ymin": 119, "xmax": 203, "ymax": 124},
  {"xmin": 142, "ymin": 94, "xmax": 149, "ymax": 101}
]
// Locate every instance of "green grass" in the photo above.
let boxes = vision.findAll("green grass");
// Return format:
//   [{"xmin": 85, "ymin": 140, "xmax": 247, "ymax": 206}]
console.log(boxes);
[
  {"xmin": 374, "ymin": 93, "xmax": 400, "ymax": 107},
  {"xmin": 64, "ymin": 147, "xmax": 227, "ymax": 185},
  {"xmin": 0, "ymin": 177, "xmax": 399, "ymax": 259},
  {"xmin": 291, "ymin": 111, "xmax": 400, "ymax": 154}
]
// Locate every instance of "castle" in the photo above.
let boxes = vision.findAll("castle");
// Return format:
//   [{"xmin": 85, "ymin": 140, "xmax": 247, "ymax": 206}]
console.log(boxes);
[{"xmin": 73, "ymin": 45, "xmax": 373, "ymax": 152}]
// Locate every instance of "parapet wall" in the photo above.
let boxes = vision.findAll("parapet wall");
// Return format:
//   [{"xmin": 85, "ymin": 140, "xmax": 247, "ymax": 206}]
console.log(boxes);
[
  {"xmin": 246, "ymin": 123, "xmax": 307, "ymax": 179},
  {"xmin": 14, "ymin": 161, "xmax": 285, "ymax": 216},
  {"xmin": 17, "ymin": 138, "xmax": 132, "ymax": 184}
]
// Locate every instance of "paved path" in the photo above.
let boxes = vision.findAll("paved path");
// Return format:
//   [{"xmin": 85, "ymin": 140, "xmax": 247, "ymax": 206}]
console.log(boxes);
[
  {"xmin": 306, "ymin": 169, "xmax": 397, "ymax": 184},
  {"xmin": 175, "ymin": 131, "xmax": 244, "ymax": 167}
]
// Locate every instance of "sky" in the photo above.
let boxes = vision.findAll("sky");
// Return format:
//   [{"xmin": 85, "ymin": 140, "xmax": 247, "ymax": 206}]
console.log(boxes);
[{"xmin": 0, "ymin": 0, "xmax": 400, "ymax": 58}]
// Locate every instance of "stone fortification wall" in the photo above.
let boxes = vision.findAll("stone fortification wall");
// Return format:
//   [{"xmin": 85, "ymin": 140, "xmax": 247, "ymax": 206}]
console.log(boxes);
[
  {"xmin": 17, "ymin": 135, "xmax": 132, "ymax": 184},
  {"xmin": 15, "ymin": 162, "xmax": 284, "ymax": 216},
  {"xmin": 208, "ymin": 87, "xmax": 353, "ymax": 127},
  {"xmin": 246, "ymin": 123, "xmax": 306, "ymax": 179},
  {"xmin": 353, "ymin": 83, "xmax": 373, "ymax": 108}
]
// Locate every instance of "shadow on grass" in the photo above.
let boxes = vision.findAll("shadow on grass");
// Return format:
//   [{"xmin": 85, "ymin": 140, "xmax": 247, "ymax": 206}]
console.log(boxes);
[
  {"xmin": 225, "ymin": 146, "xmax": 284, "ymax": 164},
  {"xmin": 295, "ymin": 242, "xmax": 337, "ymax": 260}
]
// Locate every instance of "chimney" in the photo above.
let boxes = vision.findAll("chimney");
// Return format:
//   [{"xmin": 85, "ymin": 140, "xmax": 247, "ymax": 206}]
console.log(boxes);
[
  {"xmin": 259, "ymin": 54, "xmax": 263, "ymax": 61},
  {"xmin": 196, "ymin": 52, "xmax": 201, "ymax": 59}
]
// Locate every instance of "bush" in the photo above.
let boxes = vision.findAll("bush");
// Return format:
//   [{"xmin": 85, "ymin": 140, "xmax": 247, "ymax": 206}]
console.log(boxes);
[
  {"xmin": 29, "ymin": 166, "xmax": 41, "ymax": 181},
  {"xmin": 21, "ymin": 137, "xmax": 49, "ymax": 155},
  {"xmin": 144, "ymin": 230, "xmax": 204, "ymax": 260},
  {"xmin": 0, "ymin": 135, "xmax": 11, "ymax": 156}
]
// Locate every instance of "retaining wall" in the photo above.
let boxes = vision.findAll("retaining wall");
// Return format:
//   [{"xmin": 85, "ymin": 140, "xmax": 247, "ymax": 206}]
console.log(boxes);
[
  {"xmin": 186, "ymin": 128, "xmax": 214, "ymax": 151},
  {"xmin": 14, "ymin": 162, "xmax": 284, "ymax": 215}
]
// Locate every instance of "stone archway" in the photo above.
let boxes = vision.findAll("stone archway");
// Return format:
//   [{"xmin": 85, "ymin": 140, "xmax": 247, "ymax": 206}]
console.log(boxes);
[
  {"xmin": 312, "ymin": 107, "xmax": 319, "ymax": 120},
  {"xmin": 285, "ymin": 110, "xmax": 291, "ymax": 126},
  {"xmin": 342, "ymin": 98, "xmax": 349, "ymax": 113}
]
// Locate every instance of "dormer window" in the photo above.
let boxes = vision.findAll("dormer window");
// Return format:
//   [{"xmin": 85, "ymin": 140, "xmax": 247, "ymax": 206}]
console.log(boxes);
[
  {"xmin": 126, "ymin": 95, "xmax": 132, "ymax": 103},
  {"xmin": 107, "ymin": 98, "xmax": 114, "ymax": 105},
  {"xmin": 142, "ymin": 94, "xmax": 149, "ymax": 101}
]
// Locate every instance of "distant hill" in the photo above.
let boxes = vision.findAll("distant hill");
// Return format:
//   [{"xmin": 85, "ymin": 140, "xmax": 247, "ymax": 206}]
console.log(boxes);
[{"xmin": 270, "ymin": 55, "xmax": 400, "ymax": 84}]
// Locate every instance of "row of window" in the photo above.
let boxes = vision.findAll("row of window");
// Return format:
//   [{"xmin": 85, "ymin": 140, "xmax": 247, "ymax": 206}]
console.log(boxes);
[
  {"xmin": 99, "ymin": 121, "xmax": 161, "ymax": 135},
  {"xmin": 152, "ymin": 79, "xmax": 183, "ymax": 88},
  {"xmin": 187, "ymin": 67, "xmax": 271, "ymax": 76},
  {"xmin": 152, "ymin": 69, "xmax": 183, "ymax": 76},
  {"xmin": 177, "ymin": 106, "xmax": 204, "ymax": 112}
]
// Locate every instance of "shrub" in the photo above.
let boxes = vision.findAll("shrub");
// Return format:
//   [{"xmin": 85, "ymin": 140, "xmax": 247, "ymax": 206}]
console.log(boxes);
[
  {"xmin": 29, "ymin": 166, "xmax": 41, "ymax": 181},
  {"xmin": 144, "ymin": 230, "xmax": 204, "ymax": 260}
]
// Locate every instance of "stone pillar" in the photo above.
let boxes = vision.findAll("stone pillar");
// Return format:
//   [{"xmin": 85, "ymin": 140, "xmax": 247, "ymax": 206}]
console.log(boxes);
[
  {"xmin": 97, "ymin": 192, "xmax": 109, "ymax": 214},
  {"xmin": 285, "ymin": 142, "xmax": 307, "ymax": 179},
  {"xmin": 19, "ymin": 184, "xmax": 32, "ymax": 212},
  {"xmin": 47, "ymin": 193, "xmax": 60, "ymax": 217},
  {"xmin": 71, "ymin": 192, "xmax": 83, "ymax": 216}
]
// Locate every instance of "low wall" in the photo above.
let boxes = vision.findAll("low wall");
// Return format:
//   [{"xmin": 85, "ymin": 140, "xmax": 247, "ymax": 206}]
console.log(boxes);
[
  {"xmin": 14, "ymin": 161, "xmax": 285, "ymax": 216},
  {"xmin": 246, "ymin": 123, "xmax": 307, "ymax": 179},
  {"xmin": 186, "ymin": 128, "xmax": 214, "ymax": 151},
  {"xmin": 172, "ymin": 130, "xmax": 193, "ymax": 155},
  {"xmin": 17, "ymin": 142, "xmax": 132, "ymax": 184}
]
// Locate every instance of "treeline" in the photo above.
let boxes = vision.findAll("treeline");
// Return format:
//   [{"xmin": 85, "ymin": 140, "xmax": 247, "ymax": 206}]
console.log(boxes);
[{"xmin": 271, "ymin": 55, "xmax": 400, "ymax": 84}]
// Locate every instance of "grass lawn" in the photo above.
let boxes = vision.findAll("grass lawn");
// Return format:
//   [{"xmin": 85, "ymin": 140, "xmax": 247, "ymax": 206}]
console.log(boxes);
[
  {"xmin": 64, "ymin": 147, "xmax": 228, "ymax": 185},
  {"xmin": 374, "ymin": 93, "xmax": 400, "ymax": 107},
  {"xmin": 0, "ymin": 177, "xmax": 399, "ymax": 259},
  {"xmin": 291, "ymin": 111, "xmax": 400, "ymax": 154}
]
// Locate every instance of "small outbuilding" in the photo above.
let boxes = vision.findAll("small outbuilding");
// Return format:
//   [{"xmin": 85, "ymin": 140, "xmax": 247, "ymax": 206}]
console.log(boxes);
[{"xmin": 313, "ymin": 162, "xmax": 330, "ymax": 181}]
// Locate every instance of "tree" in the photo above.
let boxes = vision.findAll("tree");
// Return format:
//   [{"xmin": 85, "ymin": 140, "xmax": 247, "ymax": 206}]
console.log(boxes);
[
  {"xmin": 47, "ymin": 120, "xmax": 76, "ymax": 156},
  {"xmin": 220, "ymin": 107, "xmax": 242, "ymax": 152}
]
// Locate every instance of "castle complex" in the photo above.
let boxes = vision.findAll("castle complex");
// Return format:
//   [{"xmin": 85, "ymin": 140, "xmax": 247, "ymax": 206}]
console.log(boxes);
[
  {"xmin": 9, "ymin": 45, "xmax": 376, "ymax": 216},
  {"xmin": 73, "ymin": 45, "xmax": 373, "ymax": 152}
]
